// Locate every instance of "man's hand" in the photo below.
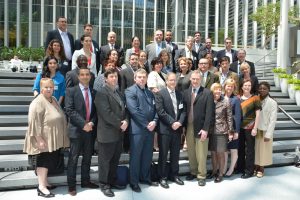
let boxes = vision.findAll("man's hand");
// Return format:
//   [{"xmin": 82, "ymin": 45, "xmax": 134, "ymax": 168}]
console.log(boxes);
[
  {"xmin": 120, "ymin": 120, "xmax": 128, "ymax": 132},
  {"xmin": 83, "ymin": 123, "xmax": 93, "ymax": 132},
  {"xmin": 147, "ymin": 121, "xmax": 156, "ymax": 132},
  {"xmin": 199, "ymin": 130, "xmax": 208, "ymax": 141},
  {"xmin": 172, "ymin": 122, "xmax": 182, "ymax": 130}
]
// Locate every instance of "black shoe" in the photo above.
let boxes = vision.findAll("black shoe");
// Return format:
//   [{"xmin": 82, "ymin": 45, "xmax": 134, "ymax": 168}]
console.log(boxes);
[
  {"xmin": 101, "ymin": 185, "xmax": 115, "ymax": 197},
  {"xmin": 46, "ymin": 185, "xmax": 57, "ymax": 190},
  {"xmin": 81, "ymin": 182, "xmax": 99, "ymax": 189},
  {"xmin": 37, "ymin": 188, "xmax": 55, "ymax": 198},
  {"xmin": 111, "ymin": 184, "xmax": 126, "ymax": 190},
  {"xmin": 140, "ymin": 180, "xmax": 159, "ymax": 186},
  {"xmin": 130, "ymin": 184, "xmax": 141, "ymax": 193},
  {"xmin": 172, "ymin": 176, "xmax": 184, "ymax": 185},
  {"xmin": 186, "ymin": 174, "xmax": 197, "ymax": 181},
  {"xmin": 159, "ymin": 179, "xmax": 169, "ymax": 189},
  {"xmin": 241, "ymin": 173, "xmax": 252, "ymax": 179},
  {"xmin": 198, "ymin": 179, "xmax": 206, "ymax": 186},
  {"xmin": 214, "ymin": 176, "xmax": 223, "ymax": 183},
  {"xmin": 68, "ymin": 187, "xmax": 76, "ymax": 196},
  {"xmin": 206, "ymin": 172, "xmax": 217, "ymax": 179}
]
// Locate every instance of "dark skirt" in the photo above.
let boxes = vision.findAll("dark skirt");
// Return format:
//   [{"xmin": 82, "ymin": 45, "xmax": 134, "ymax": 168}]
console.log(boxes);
[
  {"xmin": 36, "ymin": 149, "xmax": 60, "ymax": 169},
  {"xmin": 208, "ymin": 134, "xmax": 228, "ymax": 152},
  {"xmin": 228, "ymin": 139, "xmax": 239, "ymax": 149}
]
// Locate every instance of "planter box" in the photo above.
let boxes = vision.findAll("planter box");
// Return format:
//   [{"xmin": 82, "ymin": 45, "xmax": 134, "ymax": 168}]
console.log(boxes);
[
  {"xmin": 274, "ymin": 74, "xmax": 280, "ymax": 87},
  {"xmin": 295, "ymin": 90, "xmax": 300, "ymax": 106},
  {"xmin": 288, "ymin": 84, "xmax": 296, "ymax": 99},
  {"xmin": 280, "ymin": 78, "xmax": 288, "ymax": 93}
]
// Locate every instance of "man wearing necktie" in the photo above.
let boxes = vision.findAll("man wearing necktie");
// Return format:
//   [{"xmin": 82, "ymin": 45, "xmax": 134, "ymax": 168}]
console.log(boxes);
[
  {"xmin": 183, "ymin": 71, "xmax": 214, "ymax": 187},
  {"xmin": 229, "ymin": 49, "xmax": 256, "ymax": 76},
  {"xmin": 155, "ymin": 73, "xmax": 186, "ymax": 189},
  {"xmin": 65, "ymin": 67, "xmax": 99, "ymax": 196},
  {"xmin": 95, "ymin": 68, "xmax": 129, "ymax": 197},
  {"xmin": 197, "ymin": 58, "xmax": 219, "ymax": 89},
  {"xmin": 125, "ymin": 69, "xmax": 159, "ymax": 193}
]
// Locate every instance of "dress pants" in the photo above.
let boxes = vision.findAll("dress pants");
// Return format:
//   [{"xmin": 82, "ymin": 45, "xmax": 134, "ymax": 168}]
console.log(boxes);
[
  {"xmin": 186, "ymin": 122, "xmax": 209, "ymax": 179},
  {"xmin": 67, "ymin": 133, "xmax": 94, "ymax": 188},
  {"xmin": 158, "ymin": 132, "xmax": 181, "ymax": 179},
  {"xmin": 237, "ymin": 128, "xmax": 255, "ymax": 174},
  {"xmin": 98, "ymin": 140, "xmax": 123, "ymax": 185},
  {"xmin": 129, "ymin": 133, "xmax": 154, "ymax": 185}
]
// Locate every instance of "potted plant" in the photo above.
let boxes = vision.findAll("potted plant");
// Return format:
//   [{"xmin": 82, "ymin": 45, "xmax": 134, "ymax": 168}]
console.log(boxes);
[
  {"xmin": 294, "ymin": 85, "xmax": 300, "ymax": 106},
  {"xmin": 278, "ymin": 73, "xmax": 291, "ymax": 94},
  {"xmin": 287, "ymin": 77, "xmax": 297, "ymax": 99},
  {"xmin": 273, "ymin": 67, "xmax": 285, "ymax": 87}
]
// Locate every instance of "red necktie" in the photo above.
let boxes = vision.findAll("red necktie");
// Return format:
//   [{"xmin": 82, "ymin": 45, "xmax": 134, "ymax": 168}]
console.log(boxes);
[
  {"xmin": 90, "ymin": 46, "xmax": 93, "ymax": 53},
  {"xmin": 84, "ymin": 87, "xmax": 90, "ymax": 122}
]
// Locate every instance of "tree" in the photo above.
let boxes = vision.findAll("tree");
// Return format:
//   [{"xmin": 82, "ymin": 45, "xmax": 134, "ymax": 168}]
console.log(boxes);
[{"xmin": 250, "ymin": 2, "xmax": 280, "ymax": 48}]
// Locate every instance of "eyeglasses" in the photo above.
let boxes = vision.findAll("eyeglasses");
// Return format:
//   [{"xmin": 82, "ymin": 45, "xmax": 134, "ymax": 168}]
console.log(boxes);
[{"xmin": 199, "ymin": 63, "xmax": 208, "ymax": 65}]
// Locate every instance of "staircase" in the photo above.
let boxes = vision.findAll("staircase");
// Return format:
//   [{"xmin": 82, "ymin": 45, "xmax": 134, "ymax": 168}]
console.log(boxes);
[{"xmin": 0, "ymin": 63, "xmax": 300, "ymax": 190}]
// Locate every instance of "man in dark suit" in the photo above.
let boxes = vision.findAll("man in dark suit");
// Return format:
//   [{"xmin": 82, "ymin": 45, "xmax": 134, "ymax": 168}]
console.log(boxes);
[
  {"xmin": 175, "ymin": 36, "xmax": 199, "ymax": 71},
  {"xmin": 65, "ymin": 67, "xmax": 99, "ymax": 196},
  {"xmin": 230, "ymin": 49, "xmax": 255, "ymax": 76},
  {"xmin": 119, "ymin": 53, "xmax": 139, "ymax": 94},
  {"xmin": 74, "ymin": 24, "xmax": 101, "ymax": 74},
  {"xmin": 192, "ymin": 31, "xmax": 204, "ymax": 56},
  {"xmin": 165, "ymin": 31, "xmax": 178, "ymax": 72},
  {"xmin": 199, "ymin": 38, "xmax": 218, "ymax": 66},
  {"xmin": 65, "ymin": 55, "xmax": 95, "ymax": 88},
  {"xmin": 183, "ymin": 70, "xmax": 214, "ymax": 187},
  {"xmin": 216, "ymin": 37, "xmax": 238, "ymax": 65},
  {"xmin": 45, "ymin": 16, "xmax": 74, "ymax": 68},
  {"xmin": 125, "ymin": 68, "xmax": 159, "ymax": 193},
  {"xmin": 100, "ymin": 31, "xmax": 124, "ymax": 66},
  {"xmin": 197, "ymin": 58, "xmax": 220, "ymax": 89},
  {"xmin": 155, "ymin": 72, "xmax": 186, "ymax": 189},
  {"xmin": 95, "ymin": 68, "xmax": 128, "ymax": 197}
]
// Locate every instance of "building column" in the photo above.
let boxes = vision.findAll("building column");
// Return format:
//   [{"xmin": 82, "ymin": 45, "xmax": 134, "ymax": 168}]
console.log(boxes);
[
  {"xmin": 132, "ymin": 0, "xmax": 136, "ymax": 36},
  {"xmin": 185, "ymin": 0, "xmax": 189, "ymax": 39},
  {"xmin": 16, "ymin": 0, "xmax": 20, "ymax": 47},
  {"xmin": 233, "ymin": 0, "xmax": 239, "ymax": 48},
  {"xmin": 53, "ymin": 0, "xmax": 56, "ymax": 29},
  {"xmin": 40, "ymin": 0, "xmax": 44, "ymax": 46},
  {"xmin": 98, "ymin": 0, "xmax": 102, "ymax": 45},
  {"xmin": 154, "ymin": 0, "xmax": 157, "ymax": 31},
  {"xmin": 261, "ymin": 0, "xmax": 268, "ymax": 48},
  {"xmin": 121, "ymin": 0, "xmax": 124, "ymax": 47},
  {"xmin": 88, "ymin": 0, "xmax": 91, "ymax": 24},
  {"xmin": 142, "ymin": 0, "xmax": 146, "ymax": 49},
  {"xmin": 224, "ymin": 0, "xmax": 229, "ymax": 38},
  {"xmin": 243, "ymin": 0, "xmax": 249, "ymax": 48},
  {"xmin": 110, "ymin": 0, "xmax": 113, "ymax": 31},
  {"xmin": 252, "ymin": 0, "xmax": 258, "ymax": 48},
  {"xmin": 28, "ymin": 0, "xmax": 32, "ymax": 47},
  {"xmin": 280, "ymin": 0, "xmax": 290, "ymax": 69},
  {"xmin": 214, "ymin": 0, "xmax": 219, "ymax": 46},
  {"xmin": 270, "ymin": 0, "xmax": 277, "ymax": 49},
  {"xmin": 174, "ymin": 0, "xmax": 178, "ymax": 42},
  {"xmin": 164, "ymin": 0, "xmax": 168, "ymax": 32},
  {"xmin": 64, "ymin": 0, "xmax": 67, "ymax": 19},
  {"xmin": 205, "ymin": 0, "xmax": 209, "ymax": 39},
  {"xmin": 195, "ymin": 0, "xmax": 199, "ymax": 31},
  {"xmin": 75, "ymin": 0, "xmax": 79, "ymax": 39}
]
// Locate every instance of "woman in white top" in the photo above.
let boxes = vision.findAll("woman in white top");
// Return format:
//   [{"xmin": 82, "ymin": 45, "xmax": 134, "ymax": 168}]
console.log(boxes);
[
  {"xmin": 72, "ymin": 35, "xmax": 97, "ymax": 76},
  {"xmin": 147, "ymin": 57, "xmax": 167, "ymax": 93}
]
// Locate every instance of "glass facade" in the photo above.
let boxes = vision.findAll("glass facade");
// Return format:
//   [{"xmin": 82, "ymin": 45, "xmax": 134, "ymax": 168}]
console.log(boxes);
[{"xmin": 0, "ymin": 0, "xmax": 281, "ymax": 50}]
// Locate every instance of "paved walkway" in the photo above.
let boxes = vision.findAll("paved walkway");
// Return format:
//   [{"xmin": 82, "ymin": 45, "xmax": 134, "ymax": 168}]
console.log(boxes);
[{"xmin": 0, "ymin": 166, "xmax": 299, "ymax": 200}]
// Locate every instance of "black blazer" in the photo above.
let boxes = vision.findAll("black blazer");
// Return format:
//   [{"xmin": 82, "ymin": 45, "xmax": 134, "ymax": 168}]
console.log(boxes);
[
  {"xmin": 198, "ymin": 47, "xmax": 218, "ymax": 67},
  {"xmin": 183, "ymin": 86, "xmax": 214, "ymax": 137},
  {"xmin": 65, "ymin": 68, "xmax": 95, "ymax": 88},
  {"xmin": 166, "ymin": 41, "xmax": 178, "ymax": 72},
  {"xmin": 230, "ymin": 60, "xmax": 256, "ymax": 76},
  {"xmin": 155, "ymin": 88, "xmax": 186, "ymax": 135},
  {"xmin": 174, "ymin": 48, "xmax": 199, "ymax": 71},
  {"xmin": 45, "ymin": 29, "xmax": 75, "ymax": 58},
  {"xmin": 74, "ymin": 39, "xmax": 101, "ymax": 74},
  {"xmin": 100, "ymin": 44, "xmax": 125, "ymax": 66},
  {"xmin": 216, "ymin": 49, "xmax": 238, "ymax": 65},
  {"xmin": 95, "ymin": 85, "xmax": 128, "ymax": 143},
  {"xmin": 119, "ymin": 66, "xmax": 135, "ymax": 94},
  {"xmin": 65, "ymin": 85, "xmax": 97, "ymax": 138}
]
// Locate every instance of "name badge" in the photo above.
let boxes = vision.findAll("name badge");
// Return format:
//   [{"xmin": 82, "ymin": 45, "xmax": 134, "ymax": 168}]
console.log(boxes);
[
  {"xmin": 63, "ymin": 61, "xmax": 68, "ymax": 66},
  {"xmin": 54, "ymin": 85, "xmax": 58, "ymax": 90},
  {"xmin": 179, "ymin": 103, "xmax": 183, "ymax": 109},
  {"xmin": 153, "ymin": 100, "xmax": 155, "ymax": 105}
]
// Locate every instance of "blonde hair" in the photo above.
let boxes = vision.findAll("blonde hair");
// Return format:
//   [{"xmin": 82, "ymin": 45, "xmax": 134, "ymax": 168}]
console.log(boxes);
[
  {"xmin": 224, "ymin": 78, "xmax": 237, "ymax": 95},
  {"xmin": 210, "ymin": 83, "xmax": 222, "ymax": 92},
  {"xmin": 240, "ymin": 62, "xmax": 251, "ymax": 73},
  {"xmin": 40, "ymin": 78, "xmax": 54, "ymax": 90}
]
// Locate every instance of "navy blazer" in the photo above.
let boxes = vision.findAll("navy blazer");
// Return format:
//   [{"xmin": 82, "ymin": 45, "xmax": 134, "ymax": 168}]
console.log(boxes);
[
  {"xmin": 155, "ymin": 88, "xmax": 186, "ymax": 135},
  {"xmin": 174, "ymin": 48, "xmax": 199, "ymax": 71},
  {"xmin": 216, "ymin": 49, "xmax": 238, "ymax": 65},
  {"xmin": 100, "ymin": 44, "xmax": 125, "ymax": 67},
  {"xmin": 45, "ymin": 29, "xmax": 75, "ymax": 58},
  {"xmin": 125, "ymin": 84, "xmax": 158, "ymax": 134},
  {"xmin": 230, "ymin": 60, "xmax": 256, "ymax": 76},
  {"xmin": 65, "ymin": 85, "xmax": 97, "ymax": 138}
]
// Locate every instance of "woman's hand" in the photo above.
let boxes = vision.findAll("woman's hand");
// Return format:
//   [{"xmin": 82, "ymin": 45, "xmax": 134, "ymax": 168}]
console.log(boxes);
[
  {"xmin": 233, "ymin": 132, "xmax": 239, "ymax": 140},
  {"xmin": 251, "ymin": 129, "xmax": 257, "ymax": 136},
  {"xmin": 264, "ymin": 137, "xmax": 270, "ymax": 142},
  {"xmin": 36, "ymin": 138, "xmax": 47, "ymax": 150}
]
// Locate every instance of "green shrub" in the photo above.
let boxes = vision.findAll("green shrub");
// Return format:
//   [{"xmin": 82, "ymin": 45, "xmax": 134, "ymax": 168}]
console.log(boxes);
[{"xmin": 273, "ymin": 67, "xmax": 286, "ymax": 73}]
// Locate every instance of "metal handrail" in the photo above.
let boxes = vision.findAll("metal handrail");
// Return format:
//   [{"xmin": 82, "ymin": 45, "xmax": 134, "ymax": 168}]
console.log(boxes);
[
  {"xmin": 278, "ymin": 105, "xmax": 300, "ymax": 125},
  {"xmin": 254, "ymin": 49, "xmax": 277, "ymax": 65}
]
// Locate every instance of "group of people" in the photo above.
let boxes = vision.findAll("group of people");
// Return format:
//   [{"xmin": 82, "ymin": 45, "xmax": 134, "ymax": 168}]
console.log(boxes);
[{"xmin": 23, "ymin": 16, "xmax": 278, "ymax": 198}]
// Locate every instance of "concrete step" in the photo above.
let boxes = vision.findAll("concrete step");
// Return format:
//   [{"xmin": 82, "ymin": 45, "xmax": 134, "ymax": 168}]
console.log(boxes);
[
  {"xmin": 274, "ymin": 130, "xmax": 300, "ymax": 140},
  {"xmin": 270, "ymin": 86, "xmax": 281, "ymax": 92},
  {"xmin": 279, "ymin": 105, "xmax": 300, "ymax": 111},
  {"xmin": 0, "ymin": 72, "xmax": 37, "ymax": 79},
  {"xmin": 257, "ymin": 76, "xmax": 274, "ymax": 80},
  {"xmin": 276, "ymin": 112, "xmax": 300, "ymax": 120},
  {"xmin": 0, "ymin": 96, "xmax": 33, "ymax": 105},
  {"xmin": 275, "ymin": 98, "xmax": 296, "ymax": 105},
  {"xmin": 274, "ymin": 121, "xmax": 300, "ymax": 130},
  {"xmin": 0, "ymin": 139, "xmax": 24, "ymax": 154},
  {"xmin": 260, "ymin": 80, "xmax": 275, "ymax": 86},
  {"xmin": 273, "ymin": 140, "xmax": 300, "ymax": 152},
  {"xmin": 0, "ymin": 105, "xmax": 29, "ymax": 114},
  {"xmin": 0, "ymin": 87, "xmax": 32, "ymax": 95},
  {"xmin": 0, "ymin": 127, "xmax": 27, "ymax": 139},
  {"xmin": 270, "ymin": 92, "xmax": 289, "ymax": 98},
  {"xmin": 0, "ymin": 115, "xmax": 28, "ymax": 127},
  {"xmin": 0, "ymin": 79, "xmax": 34, "ymax": 87}
]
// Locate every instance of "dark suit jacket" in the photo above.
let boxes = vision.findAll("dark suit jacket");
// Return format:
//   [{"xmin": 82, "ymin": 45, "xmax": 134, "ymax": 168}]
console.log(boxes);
[
  {"xmin": 155, "ymin": 88, "xmax": 186, "ymax": 135},
  {"xmin": 45, "ymin": 29, "xmax": 75, "ymax": 59},
  {"xmin": 216, "ymin": 49, "xmax": 238, "ymax": 65},
  {"xmin": 65, "ymin": 68, "xmax": 95, "ymax": 88},
  {"xmin": 183, "ymin": 86, "xmax": 214, "ymax": 137},
  {"xmin": 166, "ymin": 41, "xmax": 178, "ymax": 72},
  {"xmin": 204, "ymin": 71, "xmax": 220, "ymax": 89},
  {"xmin": 75, "ymin": 39, "xmax": 101, "ymax": 73},
  {"xmin": 174, "ymin": 48, "xmax": 199, "ymax": 71},
  {"xmin": 198, "ymin": 47, "xmax": 218, "ymax": 67},
  {"xmin": 125, "ymin": 84, "xmax": 158, "ymax": 134},
  {"xmin": 119, "ymin": 66, "xmax": 135, "ymax": 94},
  {"xmin": 230, "ymin": 60, "xmax": 255, "ymax": 76},
  {"xmin": 65, "ymin": 85, "xmax": 97, "ymax": 138},
  {"xmin": 192, "ymin": 43, "xmax": 204, "ymax": 56},
  {"xmin": 100, "ymin": 44, "xmax": 125, "ymax": 66},
  {"xmin": 95, "ymin": 85, "xmax": 128, "ymax": 143}
]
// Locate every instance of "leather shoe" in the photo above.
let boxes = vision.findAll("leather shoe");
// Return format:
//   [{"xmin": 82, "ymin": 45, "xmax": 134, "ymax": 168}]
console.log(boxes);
[
  {"xmin": 101, "ymin": 185, "xmax": 115, "ymax": 197},
  {"xmin": 140, "ymin": 180, "xmax": 159, "ymax": 186},
  {"xmin": 68, "ymin": 187, "xmax": 76, "ymax": 196},
  {"xmin": 81, "ymin": 182, "xmax": 99, "ymax": 189},
  {"xmin": 206, "ymin": 172, "xmax": 217, "ymax": 179},
  {"xmin": 241, "ymin": 173, "xmax": 252, "ymax": 179},
  {"xmin": 46, "ymin": 185, "xmax": 57, "ymax": 190},
  {"xmin": 159, "ymin": 179, "xmax": 169, "ymax": 189},
  {"xmin": 198, "ymin": 179, "xmax": 206, "ymax": 186},
  {"xmin": 130, "ymin": 184, "xmax": 141, "ymax": 193},
  {"xmin": 172, "ymin": 177, "xmax": 184, "ymax": 185},
  {"xmin": 186, "ymin": 174, "xmax": 197, "ymax": 181},
  {"xmin": 37, "ymin": 188, "xmax": 55, "ymax": 198},
  {"xmin": 214, "ymin": 176, "xmax": 223, "ymax": 183},
  {"xmin": 111, "ymin": 184, "xmax": 126, "ymax": 190}
]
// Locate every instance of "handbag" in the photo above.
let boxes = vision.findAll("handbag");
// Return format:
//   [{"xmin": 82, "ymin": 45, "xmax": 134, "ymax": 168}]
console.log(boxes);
[{"xmin": 116, "ymin": 165, "xmax": 129, "ymax": 186}]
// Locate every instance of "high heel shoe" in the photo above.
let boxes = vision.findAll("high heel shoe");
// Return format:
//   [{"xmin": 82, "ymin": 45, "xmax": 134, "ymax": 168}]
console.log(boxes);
[
  {"xmin": 37, "ymin": 188, "xmax": 55, "ymax": 198},
  {"xmin": 46, "ymin": 185, "xmax": 57, "ymax": 190}
]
